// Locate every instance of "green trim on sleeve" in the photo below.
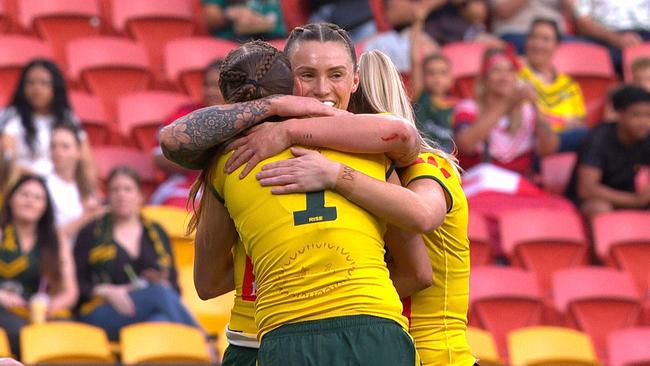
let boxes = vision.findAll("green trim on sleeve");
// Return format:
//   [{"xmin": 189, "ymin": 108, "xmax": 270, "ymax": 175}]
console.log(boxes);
[
  {"xmin": 408, "ymin": 175, "xmax": 454, "ymax": 213},
  {"xmin": 209, "ymin": 185, "xmax": 225, "ymax": 204}
]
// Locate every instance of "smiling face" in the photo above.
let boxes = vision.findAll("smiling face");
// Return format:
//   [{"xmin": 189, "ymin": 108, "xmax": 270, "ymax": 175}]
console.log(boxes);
[
  {"xmin": 10, "ymin": 179, "xmax": 48, "ymax": 225},
  {"xmin": 484, "ymin": 57, "xmax": 517, "ymax": 97},
  {"xmin": 288, "ymin": 40, "xmax": 359, "ymax": 110},
  {"xmin": 525, "ymin": 21, "xmax": 558, "ymax": 70}
]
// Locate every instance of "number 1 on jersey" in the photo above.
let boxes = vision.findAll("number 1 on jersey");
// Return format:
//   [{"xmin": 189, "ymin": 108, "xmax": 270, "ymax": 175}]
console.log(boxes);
[{"xmin": 293, "ymin": 191, "xmax": 337, "ymax": 226}]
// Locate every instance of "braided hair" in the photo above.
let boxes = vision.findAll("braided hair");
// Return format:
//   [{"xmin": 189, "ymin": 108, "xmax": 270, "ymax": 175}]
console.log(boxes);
[
  {"xmin": 219, "ymin": 40, "xmax": 294, "ymax": 103},
  {"xmin": 284, "ymin": 23, "xmax": 357, "ymax": 71}
]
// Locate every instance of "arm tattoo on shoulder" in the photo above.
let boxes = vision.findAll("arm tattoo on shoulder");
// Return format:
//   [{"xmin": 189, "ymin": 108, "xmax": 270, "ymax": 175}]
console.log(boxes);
[{"xmin": 160, "ymin": 96, "xmax": 278, "ymax": 169}]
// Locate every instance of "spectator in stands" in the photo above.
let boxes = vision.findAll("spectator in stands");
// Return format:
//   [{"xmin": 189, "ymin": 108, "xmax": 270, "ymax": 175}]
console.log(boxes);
[
  {"xmin": 74, "ymin": 166, "xmax": 198, "ymax": 341},
  {"xmin": 632, "ymin": 57, "xmax": 650, "ymax": 92},
  {"xmin": 411, "ymin": 48, "xmax": 456, "ymax": 152},
  {"xmin": 0, "ymin": 59, "xmax": 96, "ymax": 187},
  {"xmin": 453, "ymin": 47, "xmax": 558, "ymax": 177},
  {"xmin": 0, "ymin": 175, "xmax": 78, "ymax": 357},
  {"xmin": 150, "ymin": 60, "xmax": 223, "ymax": 208},
  {"xmin": 424, "ymin": 0, "xmax": 504, "ymax": 47},
  {"xmin": 202, "ymin": 0, "xmax": 286, "ymax": 42},
  {"xmin": 520, "ymin": 17, "xmax": 588, "ymax": 152},
  {"xmin": 308, "ymin": 0, "xmax": 377, "ymax": 42},
  {"xmin": 46, "ymin": 123, "xmax": 105, "ymax": 241},
  {"xmin": 566, "ymin": 86, "xmax": 650, "ymax": 218},
  {"xmin": 575, "ymin": 0, "xmax": 650, "ymax": 74},
  {"xmin": 491, "ymin": 0, "xmax": 574, "ymax": 54}
]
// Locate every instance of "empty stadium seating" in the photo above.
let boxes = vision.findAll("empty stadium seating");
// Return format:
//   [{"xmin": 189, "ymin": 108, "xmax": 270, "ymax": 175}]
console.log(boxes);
[
  {"xmin": 18, "ymin": 0, "xmax": 102, "ymax": 67},
  {"xmin": 499, "ymin": 208, "xmax": 588, "ymax": 297},
  {"xmin": 441, "ymin": 42, "xmax": 487, "ymax": 98},
  {"xmin": 20, "ymin": 322, "xmax": 114, "ymax": 364},
  {"xmin": 608, "ymin": 327, "xmax": 650, "ymax": 366},
  {"xmin": 466, "ymin": 327, "xmax": 501, "ymax": 366},
  {"xmin": 116, "ymin": 91, "xmax": 192, "ymax": 150},
  {"xmin": 552, "ymin": 43, "xmax": 617, "ymax": 126},
  {"xmin": 469, "ymin": 266, "xmax": 544, "ymax": 358},
  {"xmin": 120, "ymin": 322, "xmax": 211, "ymax": 364},
  {"xmin": 69, "ymin": 90, "xmax": 111, "ymax": 146},
  {"xmin": 540, "ymin": 152, "xmax": 577, "ymax": 195},
  {"xmin": 112, "ymin": 0, "xmax": 195, "ymax": 82},
  {"xmin": 468, "ymin": 211, "xmax": 493, "ymax": 266},
  {"xmin": 508, "ymin": 326, "xmax": 598, "ymax": 366},
  {"xmin": 552, "ymin": 267, "xmax": 641, "ymax": 359},
  {"xmin": 0, "ymin": 35, "xmax": 53, "ymax": 93},
  {"xmin": 593, "ymin": 210, "xmax": 650, "ymax": 294},
  {"xmin": 164, "ymin": 37, "xmax": 237, "ymax": 101},
  {"xmin": 141, "ymin": 205, "xmax": 195, "ymax": 268}
]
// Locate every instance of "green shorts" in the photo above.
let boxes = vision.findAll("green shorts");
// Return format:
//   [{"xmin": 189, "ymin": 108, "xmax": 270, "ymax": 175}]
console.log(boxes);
[
  {"xmin": 258, "ymin": 315, "xmax": 418, "ymax": 366},
  {"xmin": 222, "ymin": 344, "xmax": 258, "ymax": 366}
]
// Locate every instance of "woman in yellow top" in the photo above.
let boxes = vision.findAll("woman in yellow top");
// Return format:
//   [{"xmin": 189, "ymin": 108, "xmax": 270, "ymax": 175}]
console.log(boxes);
[
  {"xmin": 228, "ymin": 50, "xmax": 475, "ymax": 365},
  {"xmin": 184, "ymin": 29, "xmax": 439, "ymax": 365}
]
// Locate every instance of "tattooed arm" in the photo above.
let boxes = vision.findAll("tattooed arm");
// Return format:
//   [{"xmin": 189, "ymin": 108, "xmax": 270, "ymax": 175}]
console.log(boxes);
[{"xmin": 159, "ymin": 95, "xmax": 344, "ymax": 169}]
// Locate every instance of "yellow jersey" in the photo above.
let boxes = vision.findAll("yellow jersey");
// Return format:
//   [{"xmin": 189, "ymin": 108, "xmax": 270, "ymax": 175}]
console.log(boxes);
[
  {"xmin": 212, "ymin": 148, "xmax": 407, "ymax": 339},
  {"xmin": 519, "ymin": 65, "xmax": 586, "ymax": 132},
  {"xmin": 225, "ymin": 239, "xmax": 259, "ymax": 348},
  {"xmin": 399, "ymin": 153, "xmax": 474, "ymax": 366}
]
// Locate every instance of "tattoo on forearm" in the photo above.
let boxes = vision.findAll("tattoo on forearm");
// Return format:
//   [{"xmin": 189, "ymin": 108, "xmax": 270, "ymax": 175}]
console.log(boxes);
[
  {"xmin": 342, "ymin": 166, "xmax": 355, "ymax": 181},
  {"xmin": 159, "ymin": 96, "xmax": 278, "ymax": 169},
  {"xmin": 302, "ymin": 133, "xmax": 313, "ymax": 141}
]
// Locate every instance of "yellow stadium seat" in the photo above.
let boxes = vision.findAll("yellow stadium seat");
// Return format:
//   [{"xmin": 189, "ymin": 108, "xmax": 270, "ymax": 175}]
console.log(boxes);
[
  {"xmin": 120, "ymin": 322, "xmax": 211, "ymax": 364},
  {"xmin": 141, "ymin": 205, "xmax": 195, "ymax": 267},
  {"xmin": 178, "ymin": 265, "xmax": 234, "ymax": 337},
  {"xmin": 20, "ymin": 322, "xmax": 114, "ymax": 364},
  {"xmin": 467, "ymin": 327, "xmax": 501, "ymax": 365},
  {"xmin": 0, "ymin": 327, "xmax": 11, "ymax": 358},
  {"xmin": 508, "ymin": 326, "xmax": 599, "ymax": 366}
]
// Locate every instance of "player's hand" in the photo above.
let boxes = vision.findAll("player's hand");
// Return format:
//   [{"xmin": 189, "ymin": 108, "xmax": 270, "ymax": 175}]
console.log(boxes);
[
  {"xmin": 256, "ymin": 147, "xmax": 340, "ymax": 194},
  {"xmin": 98, "ymin": 285, "xmax": 136, "ymax": 317},
  {"xmin": 224, "ymin": 122, "xmax": 291, "ymax": 178},
  {"xmin": 271, "ymin": 95, "xmax": 350, "ymax": 118}
]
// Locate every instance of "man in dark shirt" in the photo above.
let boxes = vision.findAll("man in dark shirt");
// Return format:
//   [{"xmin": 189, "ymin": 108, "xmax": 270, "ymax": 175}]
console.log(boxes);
[{"xmin": 566, "ymin": 85, "xmax": 650, "ymax": 218}]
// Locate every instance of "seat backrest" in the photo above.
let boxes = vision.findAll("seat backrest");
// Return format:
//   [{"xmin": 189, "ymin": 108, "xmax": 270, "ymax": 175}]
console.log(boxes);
[
  {"xmin": 541, "ymin": 152, "xmax": 577, "ymax": 195},
  {"xmin": 623, "ymin": 42, "xmax": 650, "ymax": 82},
  {"xmin": 441, "ymin": 42, "xmax": 487, "ymax": 79},
  {"xmin": 141, "ymin": 205, "xmax": 193, "ymax": 240},
  {"xmin": 111, "ymin": 0, "xmax": 193, "ymax": 32},
  {"xmin": 67, "ymin": 36, "xmax": 149, "ymax": 81},
  {"xmin": 552, "ymin": 266, "xmax": 640, "ymax": 313},
  {"xmin": 117, "ymin": 91, "xmax": 191, "ymax": 136},
  {"xmin": 0, "ymin": 35, "xmax": 53, "ymax": 88},
  {"xmin": 553, "ymin": 43, "xmax": 615, "ymax": 78},
  {"xmin": 18, "ymin": 0, "xmax": 100, "ymax": 29},
  {"xmin": 468, "ymin": 211, "xmax": 490, "ymax": 245},
  {"xmin": 608, "ymin": 327, "xmax": 650, "ymax": 366},
  {"xmin": 466, "ymin": 327, "xmax": 500, "ymax": 365},
  {"xmin": 120, "ymin": 322, "xmax": 210, "ymax": 365},
  {"xmin": 93, "ymin": 146, "xmax": 157, "ymax": 183},
  {"xmin": 164, "ymin": 37, "xmax": 236, "ymax": 81},
  {"xmin": 508, "ymin": 326, "xmax": 598, "ymax": 366},
  {"xmin": 499, "ymin": 208, "xmax": 586, "ymax": 256},
  {"xmin": 470, "ymin": 266, "xmax": 541, "ymax": 302},
  {"xmin": 69, "ymin": 91, "xmax": 110, "ymax": 145},
  {"xmin": 592, "ymin": 210, "xmax": 650, "ymax": 262},
  {"xmin": 20, "ymin": 322, "xmax": 114, "ymax": 365}
]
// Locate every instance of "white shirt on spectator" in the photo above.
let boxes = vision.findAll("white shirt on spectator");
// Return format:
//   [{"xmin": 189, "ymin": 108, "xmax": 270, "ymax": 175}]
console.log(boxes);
[
  {"xmin": 491, "ymin": 0, "xmax": 566, "ymax": 35},
  {"xmin": 575, "ymin": 0, "xmax": 650, "ymax": 31},
  {"xmin": 46, "ymin": 173, "xmax": 83, "ymax": 228},
  {"xmin": 0, "ymin": 107, "xmax": 85, "ymax": 176}
]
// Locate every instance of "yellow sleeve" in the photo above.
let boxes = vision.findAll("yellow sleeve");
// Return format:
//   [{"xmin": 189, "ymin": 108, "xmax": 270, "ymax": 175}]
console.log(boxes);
[{"xmin": 398, "ymin": 153, "xmax": 457, "ymax": 212}]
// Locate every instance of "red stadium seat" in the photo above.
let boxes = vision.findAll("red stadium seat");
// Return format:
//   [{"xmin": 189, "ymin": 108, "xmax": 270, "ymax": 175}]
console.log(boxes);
[
  {"xmin": 441, "ymin": 42, "xmax": 487, "ymax": 99},
  {"xmin": 540, "ymin": 152, "xmax": 577, "ymax": 195},
  {"xmin": 165, "ymin": 37, "xmax": 236, "ymax": 101},
  {"xmin": 93, "ymin": 145, "xmax": 160, "ymax": 199},
  {"xmin": 623, "ymin": 42, "xmax": 650, "ymax": 82},
  {"xmin": 468, "ymin": 212, "xmax": 493, "ymax": 266},
  {"xmin": 553, "ymin": 267, "xmax": 641, "ymax": 360},
  {"xmin": 0, "ymin": 1, "xmax": 10, "ymax": 32},
  {"xmin": 552, "ymin": 43, "xmax": 617, "ymax": 127},
  {"xmin": 279, "ymin": 0, "xmax": 310, "ymax": 32},
  {"xmin": 112, "ymin": 0, "xmax": 195, "ymax": 82},
  {"xmin": 0, "ymin": 35, "xmax": 53, "ymax": 94},
  {"xmin": 593, "ymin": 210, "xmax": 650, "ymax": 295},
  {"xmin": 17, "ymin": 0, "xmax": 101, "ymax": 67},
  {"xmin": 69, "ymin": 91, "xmax": 111, "ymax": 146},
  {"xmin": 117, "ymin": 91, "xmax": 192, "ymax": 151},
  {"xmin": 369, "ymin": 0, "xmax": 391, "ymax": 32},
  {"xmin": 469, "ymin": 266, "xmax": 544, "ymax": 358},
  {"xmin": 2, "ymin": 0, "xmax": 20, "ymax": 33},
  {"xmin": 608, "ymin": 327, "xmax": 650, "ymax": 366},
  {"xmin": 67, "ymin": 36, "xmax": 151, "ymax": 121},
  {"xmin": 499, "ymin": 208, "xmax": 588, "ymax": 298}
]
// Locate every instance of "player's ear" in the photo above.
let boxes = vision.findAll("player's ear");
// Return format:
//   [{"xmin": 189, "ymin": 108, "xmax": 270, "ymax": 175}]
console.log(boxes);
[{"xmin": 351, "ymin": 70, "xmax": 360, "ymax": 93}]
